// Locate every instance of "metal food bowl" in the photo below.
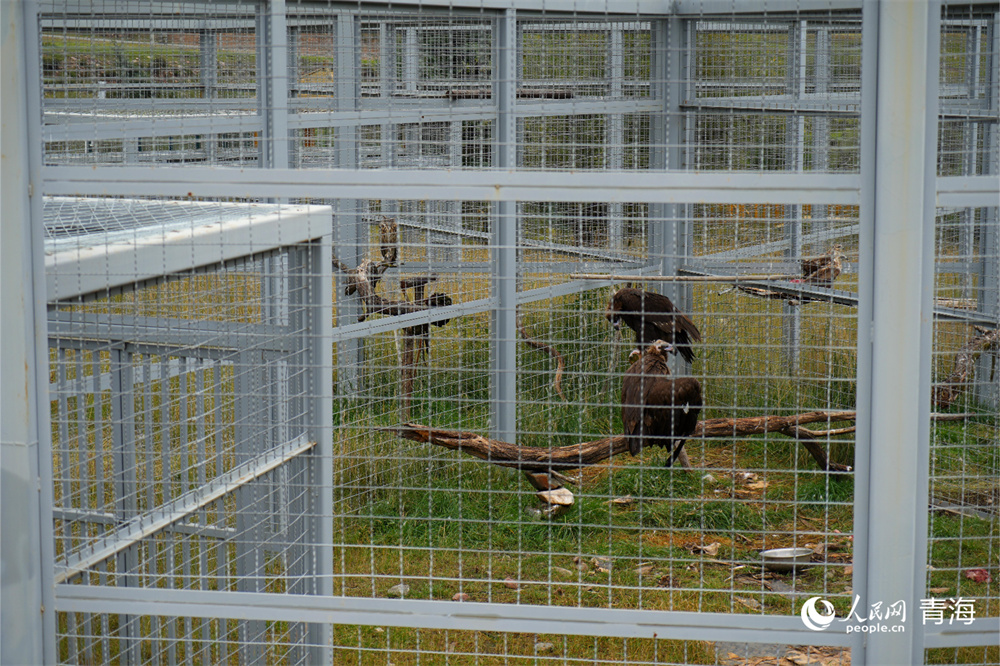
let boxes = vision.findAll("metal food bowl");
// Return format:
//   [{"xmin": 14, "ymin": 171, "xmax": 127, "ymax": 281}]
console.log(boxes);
[{"xmin": 761, "ymin": 547, "xmax": 813, "ymax": 573}]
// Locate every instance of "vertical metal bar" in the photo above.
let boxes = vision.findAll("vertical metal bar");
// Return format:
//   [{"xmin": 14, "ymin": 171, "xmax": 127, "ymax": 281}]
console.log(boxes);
[
  {"xmin": 449, "ymin": 120, "xmax": 464, "ymax": 261},
  {"xmin": 234, "ymin": 351, "xmax": 251, "ymax": 665},
  {"xmin": 335, "ymin": 11, "xmax": 363, "ymax": 396},
  {"xmin": 110, "ymin": 346, "xmax": 138, "ymax": 664},
  {"xmin": 94, "ymin": 353, "xmax": 108, "ymax": 515},
  {"xmin": 859, "ymin": 2, "xmax": 940, "ymax": 663},
  {"xmin": 1, "ymin": 2, "xmax": 54, "ymax": 661},
  {"xmin": 404, "ymin": 27, "xmax": 418, "ymax": 93},
  {"xmin": 257, "ymin": 0, "xmax": 290, "ymax": 173},
  {"xmin": 307, "ymin": 239, "xmax": 334, "ymax": 664},
  {"xmin": 974, "ymin": 12, "xmax": 999, "ymax": 408},
  {"xmin": 159, "ymin": 356, "xmax": 172, "ymax": 507},
  {"xmin": 851, "ymin": 6, "xmax": 880, "ymax": 663},
  {"xmin": 200, "ymin": 30, "xmax": 217, "ymax": 100},
  {"xmin": 143, "ymin": 356, "xmax": 154, "ymax": 515},
  {"xmin": 491, "ymin": 9, "xmax": 517, "ymax": 444},
  {"xmin": 608, "ymin": 25, "xmax": 624, "ymax": 252},
  {"xmin": 783, "ymin": 21, "xmax": 804, "ymax": 372},
  {"xmin": 651, "ymin": 18, "xmax": 692, "ymax": 364},
  {"xmin": 812, "ymin": 26, "xmax": 831, "ymax": 242},
  {"xmin": 56, "ymin": 350, "xmax": 73, "ymax": 558}
]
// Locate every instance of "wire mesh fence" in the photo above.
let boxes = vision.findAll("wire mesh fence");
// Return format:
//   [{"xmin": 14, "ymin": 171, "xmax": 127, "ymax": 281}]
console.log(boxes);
[{"xmin": 3, "ymin": 0, "xmax": 997, "ymax": 664}]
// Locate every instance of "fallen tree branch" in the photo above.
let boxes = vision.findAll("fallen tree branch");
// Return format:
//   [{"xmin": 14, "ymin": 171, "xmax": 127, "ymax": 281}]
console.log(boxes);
[{"xmin": 386, "ymin": 411, "xmax": 982, "ymax": 483}]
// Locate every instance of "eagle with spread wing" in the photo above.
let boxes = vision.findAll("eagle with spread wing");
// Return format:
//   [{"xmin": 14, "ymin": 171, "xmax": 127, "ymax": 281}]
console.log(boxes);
[
  {"xmin": 606, "ymin": 287, "xmax": 702, "ymax": 364},
  {"xmin": 621, "ymin": 340, "xmax": 702, "ymax": 466}
]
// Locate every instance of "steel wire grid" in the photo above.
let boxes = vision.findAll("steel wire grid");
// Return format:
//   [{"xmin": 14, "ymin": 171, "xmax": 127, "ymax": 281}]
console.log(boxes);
[{"xmin": 5, "ymin": 0, "xmax": 998, "ymax": 665}]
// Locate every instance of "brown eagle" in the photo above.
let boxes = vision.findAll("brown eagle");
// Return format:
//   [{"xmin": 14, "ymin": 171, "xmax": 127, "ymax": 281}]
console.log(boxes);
[
  {"xmin": 796, "ymin": 244, "xmax": 845, "ymax": 287},
  {"xmin": 621, "ymin": 340, "xmax": 702, "ymax": 466},
  {"xmin": 606, "ymin": 287, "xmax": 702, "ymax": 364}
]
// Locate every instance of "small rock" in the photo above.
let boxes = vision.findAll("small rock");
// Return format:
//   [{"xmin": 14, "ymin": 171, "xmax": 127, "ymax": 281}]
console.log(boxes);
[
  {"xmin": 572, "ymin": 556, "xmax": 590, "ymax": 573},
  {"xmin": 701, "ymin": 473, "xmax": 716, "ymax": 484},
  {"xmin": 634, "ymin": 564, "xmax": 654, "ymax": 575},
  {"xmin": 386, "ymin": 583, "xmax": 409, "ymax": 598},
  {"xmin": 452, "ymin": 592, "xmax": 469, "ymax": 602},
  {"xmin": 534, "ymin": 641, "xmax": 554, "ymax": 654},
  {"xmin": 503, "ymin": 577, "xmax": 519, "ymax": 589},
  {"xmin": 537, "ymin": 487, "xmax": 574, "ymax": 506},
  {"xmin": 552, "ymin": 566, "xmax": 575, "ymax": 578}
]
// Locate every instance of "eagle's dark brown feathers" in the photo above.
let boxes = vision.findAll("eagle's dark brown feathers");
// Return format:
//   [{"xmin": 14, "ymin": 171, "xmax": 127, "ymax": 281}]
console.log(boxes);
[
  {"xmin": 606, "ymin": 288, "xmax": 702, "ymax": 364},
  {"xmin": 799, "ymin": 244, "xmax": 845, "ymax": 287},
  {"xmin": 621, "ymin": 340, "xmax": 702, "ymax": 466}
]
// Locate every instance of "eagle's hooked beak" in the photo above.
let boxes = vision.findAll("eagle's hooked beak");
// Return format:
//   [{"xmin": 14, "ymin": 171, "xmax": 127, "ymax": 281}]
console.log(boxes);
[
  {"xmin": 655, "ymin": 340, "xmax": 675, "ymax": 355},
  {"xmin": 612, "ymin": 317, "xmax": 621, "ymax": 331}
]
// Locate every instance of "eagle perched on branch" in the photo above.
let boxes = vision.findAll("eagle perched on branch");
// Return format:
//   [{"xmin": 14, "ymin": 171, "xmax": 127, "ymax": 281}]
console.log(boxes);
[
  {"xmin": 796, "ymin": 244, "xmax": 846, "ymax": 287},
  {"xmin": 606, "ymin": 287, "xmax": 702, "ymax": 364},
  {"xmin": 621, "ymin": 340, "xmax": 703, "ymax": 466}
]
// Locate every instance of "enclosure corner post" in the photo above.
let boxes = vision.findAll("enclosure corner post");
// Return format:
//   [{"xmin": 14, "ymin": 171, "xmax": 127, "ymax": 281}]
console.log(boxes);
[
  {"xmin": 857, "ymin": 1, "xmax": 940, "ymax": 663},
  {"xmin": 1, "ymin": 1, "xmax": 55, "ymax": 662}
]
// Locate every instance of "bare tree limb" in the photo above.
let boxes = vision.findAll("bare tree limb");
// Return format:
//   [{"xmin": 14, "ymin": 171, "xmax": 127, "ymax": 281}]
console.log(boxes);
[
  {"xmin": 385, "ymin": 411, "xmax": 982, "ymax": 484},
  {"xmin": 517, "ymin": 319, "xmax": 567, "ymax": 402},
  {"xmin": 932, "ymin": 327, "xmax": 999, "ymax": 410}
]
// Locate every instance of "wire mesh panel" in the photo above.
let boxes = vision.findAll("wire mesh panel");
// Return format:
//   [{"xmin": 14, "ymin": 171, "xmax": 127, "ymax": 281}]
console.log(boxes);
[
  {"xmin": 9, "ymin": 1, "xmax": 998, "ymax": 665},
  {"xmin": 45, "ymin": 198, "xmax": 332, "ymax": 663}
]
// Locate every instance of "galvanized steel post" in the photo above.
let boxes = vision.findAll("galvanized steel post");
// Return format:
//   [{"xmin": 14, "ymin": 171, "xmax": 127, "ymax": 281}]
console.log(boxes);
[
  {"xmin": 1, "ymin": 1, "xmax": 55, "ymax": 662},
  {"xmin": 858, "ymin": 1, "xmax": 940, "ymax": 663},
  {"xmin": 491, "ymin": 9, "xmax": 518, "ymax": 444}
]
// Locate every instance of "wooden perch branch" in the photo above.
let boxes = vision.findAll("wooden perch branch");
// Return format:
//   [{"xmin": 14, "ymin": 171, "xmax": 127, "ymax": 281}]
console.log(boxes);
[
  {"xmin": 933, "ymin": 327, "xmax": 999, "ymax": 410},
  {"xmin": 517, "ymin": 320, "xmax": 567, "ymax": 401},
  {"xmin": 386, "ymin": 411, "xmax": 981, "ymax": 484}
]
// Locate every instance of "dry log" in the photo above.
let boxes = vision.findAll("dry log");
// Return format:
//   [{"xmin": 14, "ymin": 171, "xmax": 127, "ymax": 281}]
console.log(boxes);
[
  {"xmin": 387, "ymin": 411, "xmax": 981, "ymax": 484},
  {"xmin": 932, "ymin": 327, "xmax": 999, "ymax": 410}
]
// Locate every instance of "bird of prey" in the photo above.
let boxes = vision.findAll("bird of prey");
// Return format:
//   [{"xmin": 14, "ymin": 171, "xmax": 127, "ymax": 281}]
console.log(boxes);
[
  {"xmin": 606, "ymin": 287, "xmax": 702, "ymax": 364},
  {"xmin": 621, "ymin": 340, "xmax": 702, "ymax": 466},
  {"xmin": 796, "ymin": 244, "xmax": 845, "ymax": 287}
]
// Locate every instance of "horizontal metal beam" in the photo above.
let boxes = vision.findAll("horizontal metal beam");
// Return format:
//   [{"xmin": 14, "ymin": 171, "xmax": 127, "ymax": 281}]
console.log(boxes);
[
  {"xmin": 48, "ymin": 312, "xmax": 297, "ymax": 355},
  {"xmin": 330, "ymin": 272, "xmax": 654, "ymax": 341},
  {"xmin": 678, "ymin": 264, "xmax": 999, "ymax": 326},
  {"xmin": 922, "ymin": 617, "xmax": 1000, "ymax": 649},
  {"xmin": 54, "ymin": 435, "xmax": 314, "ymax": 584},
  {"xmin": 53, "ymin": 586, "xmax": 852, "ymax": 646},
  {"xmin": 701, "ymin": 224, "xmax": 861, "ymax": 261},
  {"xmin": 43, "ymin": 167, "xmax": 864, "ymax": 205},
  {"xmin": 52, "ymin": 508, "xmax": 235, "ymax": 540},
  {"xmin": 936, "ymin": 176, "xmax": 1000, "ymax": 208}
]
